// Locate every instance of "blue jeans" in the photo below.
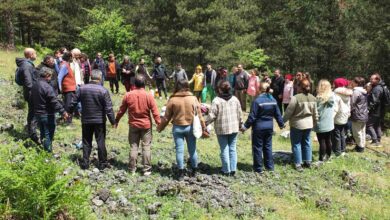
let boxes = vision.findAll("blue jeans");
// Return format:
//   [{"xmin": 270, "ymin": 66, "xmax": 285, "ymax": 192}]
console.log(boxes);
[
  {"xmin": 172, "ymin": 125, "xmax": 198, "ymax": 169},
  {"xmin": 36, "ymin": 114, "xmax": 56, "ymax": 152},
  {"xmin": 252, "ymin": 129, "xmax": 274, "ymax": 172},
  {"xmin": 217, "ymin": 133, "xmax": 238, "ymax": 173},
  {"xmin": 290, "ymin": 127, "xmax": 312, "ymax": 165}
]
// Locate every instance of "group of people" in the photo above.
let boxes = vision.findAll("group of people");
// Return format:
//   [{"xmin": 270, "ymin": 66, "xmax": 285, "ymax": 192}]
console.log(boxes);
[{"xmin": 15, "ymin": 47, "xmax": 388, "ymax": 180}]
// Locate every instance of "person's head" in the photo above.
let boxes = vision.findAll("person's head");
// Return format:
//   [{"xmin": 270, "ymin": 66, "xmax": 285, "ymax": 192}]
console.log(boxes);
[
  {"xmin": 316, "ymin": 79, "xmax": 332, "ymax": 102},
  {"xmin": 155, "ymin": 56, "xmax": 162, "ymax": 64},
  {"xmin": 250, "ymin": 69, "xmax": 258, "ymax": 76},
  {"xmin": 370, "ymin": 73, "xmax": 381, "ymax": 86},
  {"xmin": 80, "ymin": 53, "xmax": 87, "ymax": 63},
  {"xmin": 274, "ymin": 68, "xmax": 281, "ymax": 77},
  {"xmin": 303, "ymin": 72, "xmax": 311, "ymax": 81},
  {"xmin": 237, "ymin": 64, "xmax": 244, "ymax": 72},
  {"xmin": 195, "ymin": 65, "xmax": 202, "ymax": 74},
  {"xmin": 295, "ymin": 71, "xmax": 303, "ymax": 81},
  {"xmin": 365, "ymin": 82, "xmax": 372, "ymax": 93},
  {"xmin": 108, "ymin": 53, "xmax": 115, "ymax": 62},
  {"xmin": 333, "ymin": 78, "xmax": 349, "ymax": 89},
  {"xmin": 261, "ymin": 72, "xmax": 269, "ymax": 79},
  {"xmin": 298, "ymin": 79, "xmax": 311, "ymax": 94},
  {"xmin": 134, "ymin": 75, "xmax": 145, "ymax": 88},
  {"xmin": 62, "ymin": 52, "xmax": 72, "ymax": 62},
  {"xmin": 139, "ymin": 58, "xmax": 145, "ymax": 65},
  {"xmin": 123, "ymin": 55, "xmax": 130, "ymax": 64},
  {"xmin": 71, "ymin": 48, "xmax": 81, "ymax": 60},
  {"xmin": 91, "ymin": 69, "xmax": 103, "ymax": 82},
  {"xmin": 43, "ymin": 55, "xmax": 55, "ymax": 68},
  {"xmin": 231, "ymin": 66, "xmax": 238, "ymax": 74},
  {"xmin": 351, "ymin": 76, "xmax": 365, "ymax": 88},
  {"xmin": 285, "ymin": 74, "xmax": 293, "ymax": 83},
  {"xmin": 173, "ymin": 79, "xmax": 190, "ymax": 93},
  {"xmin": 206, "ymin": 63, "xmax": 212, "ymax": 70},
  {"xmin": 176, "ymin": 63, "xmax": 182, "ymax": 70},
  {"xmin": 218, "ymin": 81, "xmax": 231, "ymax": 94},
  {"xmin": 39, "ymin": 66, "xmax": 53, "ymax": 81},
  {"xmin": 24, "ymin": 48, "xmax": 37, "ymax": 61},
  {"xmin": 54, "ymin": 50, "xmax": 61, "ymax": 58},
  {"xmin": 260, "ymin": 82, "xmax": 271, "ymax": 94},
  {"xmin": 96, "ymin": 52, "xmax": 102, "ymax": 59},
  {"xmin": 59, "ymin": 47, "xmax": 67, "ymax": 54},
  {"xmin": 220, "ymin": 67, "xmax": 228, "ymax": 77}
]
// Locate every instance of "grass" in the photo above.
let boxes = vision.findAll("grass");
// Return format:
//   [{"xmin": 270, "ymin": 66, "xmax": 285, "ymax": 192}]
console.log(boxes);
[{"xmin": 0, "ymin": 50, "xmax": 389, "ymax": 219}]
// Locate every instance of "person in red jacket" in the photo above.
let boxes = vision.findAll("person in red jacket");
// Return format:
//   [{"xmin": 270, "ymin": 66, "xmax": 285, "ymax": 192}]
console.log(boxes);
[
  {"xmin": 58, "ymin": 52, "xmax": 76, "ymax": 123},
  {"xmin": 115, "ymin": 75, "xmax": 161, "ymax": 176}
]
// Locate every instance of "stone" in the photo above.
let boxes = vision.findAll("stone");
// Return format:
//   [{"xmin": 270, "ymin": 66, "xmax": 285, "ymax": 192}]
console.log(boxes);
[
  {"xmin": 119, "ymin": 196, "xmax": 128, "ymax": 207},
  {"xmin": 315, "ymin": 197, "xmax": 332, "ymax": 209},
  {"xmin": 107, "ymin": 201, "xmax": 118, "ymax": 212},
  {"xmin": 92, "ymin": 168, "xmax": 100, "ymax": 174},
  {"xmin": 92, "ymin": 197, "xmax": 104, "ymax": 207},
  {"xmin": 98, "ymin": 188, "xmax": 111, "ymax": 202},
  {"xmin": 147, "ymin": 202, "xmax": 162, "ymax": 214}
]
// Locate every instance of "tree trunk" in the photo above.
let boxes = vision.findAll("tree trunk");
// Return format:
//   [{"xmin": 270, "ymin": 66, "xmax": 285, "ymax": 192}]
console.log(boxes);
[
  {"xmin": 27, "ymin": 22, "xmax": 32, "ymax": 46},
  {"xmin": 4, "ymin": 9, "xmax": 15, "ymax": 50}
]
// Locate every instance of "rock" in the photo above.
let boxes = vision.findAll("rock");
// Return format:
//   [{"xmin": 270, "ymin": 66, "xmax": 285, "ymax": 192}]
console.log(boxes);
[
  {"xmin": 119, "ymin": 196, "xmax": 128, "ymax": 207},
  {"xmin": 147, "ymin": 202, "xmax": 162, "ymax": 214},
  {"xmin": 170, "ymin": 211, "xmax": 179, "ymax": 219},
  {"xmin": 98, "ymin": 188, "xmax": 111, "ymax": 202},
  {"xmin": 63, "ymin": 167, "xmax": 73, "ymax": 176},
  {"xmin": 198, "ymin": 162, "xmax": 211, "ymax": 172},
  {"xmin": 157, "ymin": 182, "xmax": 181, "ymax": 196},
  {"xmin": 92, "ymin": 197, "xmax": 104, "ymax": 207},
  {"xmin": 315, "ymin": 197, "xmax": 332, "ymax": 209},
  {"xmin": 0, "ymin": 123, "xmax": 14, "ymax": 132},
  {"xmin": 107, "ymin": 201, "xmax": 118, "ymax": 212},
  {"xmin": 92, "ymin": 168, "xmax": 100, "ymax": 174}
]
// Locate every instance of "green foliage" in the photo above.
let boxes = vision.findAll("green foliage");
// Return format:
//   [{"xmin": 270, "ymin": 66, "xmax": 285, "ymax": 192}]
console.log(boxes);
[
  {"xmin": 79, "ymin": 7, "xmax": 143, "ymax": 61},
  {"xmin": 0, "ymin": 144, "xmax": 91, "ymax": 219},
  {"xmin": 236, "ymin": 49, "xmax": 270, "ymax": 70}
]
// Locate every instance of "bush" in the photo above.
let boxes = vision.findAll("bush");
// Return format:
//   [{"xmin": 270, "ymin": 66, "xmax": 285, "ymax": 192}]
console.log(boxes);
[{"xmin": 0, "ymin": 144, "xmax": 91, "ymax": 219}]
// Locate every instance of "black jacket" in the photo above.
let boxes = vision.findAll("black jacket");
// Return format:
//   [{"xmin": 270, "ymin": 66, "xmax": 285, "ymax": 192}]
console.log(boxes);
[
  {"xmin": 121, "ymin": 62, "xmax": 135, "ymax": 83},
  {"xmin": 70, "ymin": 81, "xmax": 115, "ymax": 125},
  {"xmin": 271, "ymin": 75, "xmax": 285, "ymax": 97},
  {"xmin": 368, "ymin": 81, "xmax": 386, "ymax": 118},
  {"xmin": 31, "ymin": 78, "xmax": 65, "ymax": 116},
  {"xmin": 36, "ymin": 62, "xmax": 59, "ymax": 96},
  {"xmin": 152, "ymin": 64, "xmax": 168, "ymax": 80},
  {"xmin": 16, "ymin": 58, "xmax": 37, "ymax": 100}
]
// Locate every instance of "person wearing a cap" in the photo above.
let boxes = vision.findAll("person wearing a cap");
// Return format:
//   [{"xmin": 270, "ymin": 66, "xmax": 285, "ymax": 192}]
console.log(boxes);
[
  {"xmin": 31, "ymin": 67, "xmax": 69, "ymax": 152},
  {"xmin": 282, "ymin": 74, "xmax": 294, "ymax": 111},
  {"xmin": 332, "ymin": 78, "xmax": 352, "ymax": 156},
  {"xmin": 189, "ymin": 65, "xmax": 205, "ymax": 102}
]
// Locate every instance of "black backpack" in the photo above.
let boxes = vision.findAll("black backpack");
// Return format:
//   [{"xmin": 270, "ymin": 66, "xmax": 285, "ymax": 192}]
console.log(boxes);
[
  {"xmin": 15, "ymin": 67, "xmax": 23, "ymax": 86},
  {"xmin": 381, "ymin": 84, "xmax": 390, "ymax": 106}
]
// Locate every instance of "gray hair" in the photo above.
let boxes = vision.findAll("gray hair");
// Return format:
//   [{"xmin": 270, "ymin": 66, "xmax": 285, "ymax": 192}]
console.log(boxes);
[
  {"xmin": 39, "ymin": 66, "xmax": 53, "ymax": 78},
  {"xmin": 91, "ymin": 69, "xmax": 102, "ymax": 81}
]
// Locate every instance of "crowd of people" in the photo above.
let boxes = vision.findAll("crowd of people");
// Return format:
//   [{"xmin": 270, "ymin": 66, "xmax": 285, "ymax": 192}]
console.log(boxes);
[{"xmin": 15, "ymin": 47, "xmax": 389, "ymax": 180}]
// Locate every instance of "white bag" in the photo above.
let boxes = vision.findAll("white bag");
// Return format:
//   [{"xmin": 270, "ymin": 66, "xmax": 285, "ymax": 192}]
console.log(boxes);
[{"xmin": 192, "ymin": 105, "xmax": 202, "ymax": 139}]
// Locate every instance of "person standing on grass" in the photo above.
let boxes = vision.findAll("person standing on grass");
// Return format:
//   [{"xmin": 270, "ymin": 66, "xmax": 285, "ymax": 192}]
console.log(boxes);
[
  {"xmin": 136, "ymin": 58, "xmax": 152, "ymax": 90},
  {"xmin": 270, "ymin": 68, "xmax": 285, "ymax": 113},
  {"xmin": 350, "ymin": 77, "xmax": 369, "ymax": 153},
  {"xmin": 189, "ymin": 65, "xmax": 204, "ymax": 102},
  {"xmin": 106, "ymin": 53, "xmax": 121, "ymax": 94},
  {"xmin": 234, "ymin": 64, "xmax": 249, "ymax": 112},
  {"xmin": 69, "ymin": 69, "xmax": 116, "ymax": 170},
  {"xmin": 31, "ymin": 67, "xmax": 69, "ymax": 152},
  {"xmin": 121, "ymin": 56, "xmax": 136, "ymax": 92},
  {"xmin": 15, "ymin": 48, "xmax": 39, "ymax": 144},
  {"xmin": 36, "ymin": 55, "xmax": 58, "ymax": 96},
  {"xmin": 229, "ymin": 66, "xmax": 238, "ymax": 94},
  {"xmin": 80, "ymin": 53, "xmax": 92, "ymax": 85},
  {"xmin": 293, "ymin": 72, "xmax": 303, "ymax": 95},
  {"xmin": 202, "ymin": 63, "xmax": 217, "ymax": 103},
  {"xmin": 367, "ymin": 73, "xmax": 386, "ymax": 146},
  {"xmin": 332, "ymin": 78, "xmax": 352, "ymax": 156},
  {"xmin": 214, "ymin": 67, "xmax": 229, "ymax": 94},
  {"xmin": 283, "ymin": 79, "xmax": 318, "ymax": 172},
  {"xmin": 157, "ymin": 79, "xmax": 205, "ymax": 181},
  {"xmin": 282, "ymin": 74, "xmax": 294, "ymax": 111},
  {"xmin": 152, "ymin": 56, "xmax": 169, "ymax": 99},
  {"xmin": 169, "ymin": 63, "xmax": 188, "ymax": 87},
  {"xmin": 115, "ymin": 75, "xmax": 161, "ymax": 176},
  {"xmin": 58, "ymin": 52, "xmax": 76, "ymax": 124},
  {"xmin": 246, "ymin": 69, "xmax": 260, "ymax": 104},
  {"xmin": 206, "ymin": 81, "xmax": 242, "ymax": 176},
  {"xmin": 314, "ymin": 80, "xmax": 337, "ymax": 162},
  {"xmin": 91, "ymin": 52, "xmax": 106, "ymax": 84},
  {"xmin": 241, "ymin": 82, "xmax": 284, "ymax": 175}
]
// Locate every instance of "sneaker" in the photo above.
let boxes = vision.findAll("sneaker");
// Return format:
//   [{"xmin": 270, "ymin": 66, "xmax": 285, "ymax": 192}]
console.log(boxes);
[
  {"xmin": 143, "ymin": 171, "xmax": 152, "ymax": 176},
  {"xmin": 340, "ymin": 152, "xmax": 346, "ymax": 157},
  {"xmin": 177, "ymin": 169, "xmax": 185, "ymax": 181},
  {"xmin": 219, "ymin": 171, "xmax": 230, "ymax": 176},
  {"xmin": 230, "ymin": 171, "xmax": 236, "ymax": 177},
  {"xmin": 191, "ymin": 168, "xmax": 198, "ymax": 177},
  {"xmin": 255, "ymin": 171, "xmax": 265, "ymax": 176},
  {"xmin": 354, "ymin": 146, "xmax": 364, "ymax": 153},
  {"xmin": 370, "ymin": 141, "xmax": 382, "ymax": 147},
  {"xmin": 303, "ymin": 161, "xmax": 311, "ymax": 169}
]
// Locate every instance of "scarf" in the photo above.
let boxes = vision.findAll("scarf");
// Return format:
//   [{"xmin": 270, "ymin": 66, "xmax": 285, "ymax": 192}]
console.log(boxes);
[{"xmin": 218, "ymin": 92, "xmax": 232, "ymax": 101}]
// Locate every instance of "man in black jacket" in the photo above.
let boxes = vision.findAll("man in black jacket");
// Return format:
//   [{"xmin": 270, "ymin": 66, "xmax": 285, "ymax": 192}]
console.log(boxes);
[
  {"xmin": 70, "ymin": 69, "xmax": 116, "ymax": 170},
  {"xmin": 367, "ymin": 73, "xmax": 386, "ymax": 146},
  {"xmin": 152, "ymin": 56, "xmax": 169, "ymax": 99},
  {"xmin": 15, "ymin": 48, "xmax": 39, "ymax": 144},
  {"xmin": 270, "ymin": 69, "xmax": 284, "ymax": 113},
  {"xmin": 31, "ymin": 67, "xmax": 69, "ymax": 152},
  {"xmin": 36, "ymin": 55, "xmax": 58, "ymax": 96}
]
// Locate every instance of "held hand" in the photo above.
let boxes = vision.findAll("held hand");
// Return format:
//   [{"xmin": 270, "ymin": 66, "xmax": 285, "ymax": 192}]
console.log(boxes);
[
  {"xmin": 62, "ymin": 112, "xmax": 69, "ymax": 120},
  {"xmin": 113, "ymin": 123, "xmax": 118, "ymax": 129},
  {"xmin": 278, "ymin": 95, "xmax": 283, "ymax": 99}
]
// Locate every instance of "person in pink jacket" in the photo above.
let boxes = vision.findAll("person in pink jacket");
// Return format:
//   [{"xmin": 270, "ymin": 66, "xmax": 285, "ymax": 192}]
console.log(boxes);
[
  {"xmin": 282, "ymin": 74, "xmax": 294, "ymax": 111},
  {"xmin": 247, "ymin": 69, "xmax": 260, "ymax": 104}
]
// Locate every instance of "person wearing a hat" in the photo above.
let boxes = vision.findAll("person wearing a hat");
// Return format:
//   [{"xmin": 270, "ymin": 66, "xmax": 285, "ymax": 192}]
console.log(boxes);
[
  {"xmin": 31, "ymin": 67, "xmax": 69, "ymax": 152},
  {"xmin": 282, "ymin": 74, "xmax": 294, "ymax": 111},
  {"xmin": 332, "ymin": 78, "xmax": 353, "ymax": 156},
  {"xmin": 189, "ymin": 65, "xmax": 205, "ymax": 102}
]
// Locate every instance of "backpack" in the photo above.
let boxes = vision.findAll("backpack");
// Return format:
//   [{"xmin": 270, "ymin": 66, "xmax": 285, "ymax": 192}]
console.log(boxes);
[
  {"xmin": 15, "ymin": 67, "xmax": 23, "ymax": 86},
  {"xmin": 381, "ymin": 84, "xmax": 390, "ymax": 106}
]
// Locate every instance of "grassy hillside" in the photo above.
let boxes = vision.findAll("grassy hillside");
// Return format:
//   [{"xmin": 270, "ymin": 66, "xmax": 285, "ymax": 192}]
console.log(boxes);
[{"xmin": 0, "ymin": 50, "xmax": 389, "ymax": 219}]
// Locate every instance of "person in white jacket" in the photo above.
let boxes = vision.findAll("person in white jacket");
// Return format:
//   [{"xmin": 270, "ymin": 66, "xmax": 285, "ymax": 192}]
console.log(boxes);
[{"xmin": 332, "ymin": 78, "xmax": 353, "ymax": 156}]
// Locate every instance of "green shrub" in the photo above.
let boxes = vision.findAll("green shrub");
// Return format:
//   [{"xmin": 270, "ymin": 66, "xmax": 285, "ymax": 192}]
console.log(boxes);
[{"xmin": 0, "ymin": 144, "xmax": 91, "ymax": 220}]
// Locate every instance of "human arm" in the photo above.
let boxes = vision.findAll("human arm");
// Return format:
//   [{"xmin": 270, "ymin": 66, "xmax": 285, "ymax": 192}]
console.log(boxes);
[
  {"xmin": 243, "ymin": 99, "xmax": 258, "ymax": 129},
  {"xmin": 157, "ymin": 100, "xmax": 173, "ymax": 132},
  {"xmin": 115, "ymin": 94, "xmax": 128, "ymax": 125},
  {"xmin": 368, "ymin": 87, "xmax": 382, "ymax": 112},
  {"xmin": 57, "ymin": 64, "xmax": 68, "ymax": 92},
  {"xmin": 274, "ymin": 101, "xmax": 285, "ymax": 129},
  {"xmin": 283, "ymin": 96, "xmax": 297, "ymax": 123},
  {"xmin": 104, "ymin": 90, "xmax": 116, "ymax": 125},
  {"xmin": 149, "ymin": 95, "xmax": 161, "ymax": 125},
  {"xmin": 205, "ymin": 99, "xmax": 218, "ymax": 125}
]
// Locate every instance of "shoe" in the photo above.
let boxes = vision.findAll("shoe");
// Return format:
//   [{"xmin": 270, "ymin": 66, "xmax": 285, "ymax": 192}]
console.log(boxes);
[
  {"xmin": 177, "ymin": 169, "xmax": 185, "ymax": 181},
  {"xmin": 99, "ymin": 163, "xmax": 111, "ymax": 170},
  {"xmin": 191, "ymin": 168, "xmax": 198, "ymax": 177},
  {"xmin": 340, "ymin": 152, "xmax": 346, "ymax": 157},
  {"xmin": 219, "ymin": 171, "xmax": 230, "ymax": 176},
  {"xmin": 255, "ymin": 171, "xmax": 265, "ymax": 176},
  {"xmin": 354, "ymin": 146, "xmax": 364, "ymax": 153},
  {"xmin": 143, "ymin": 171, "xmax": 152, "ymax": 176},
  {"xmin": 80, "ymin": 163, "xmax": 89, "ymax": 170},
  {"xmin": 230, "ymin": 171, "xmax": 236, "ymax": 177},
  {"xmin": 295, "ymin": 164, "xmax": 304, "ymax": 172},
  {"xmin": 303, "ymin": 161, "xmax": 311, "ymax": 169},
  {"xmin": 370, "ymin": 141, "xmax": 382, "ymax": 147}
]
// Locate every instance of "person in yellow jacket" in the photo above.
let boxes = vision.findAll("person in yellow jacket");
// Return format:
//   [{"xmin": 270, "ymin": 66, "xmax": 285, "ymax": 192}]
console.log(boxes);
[{"xmin": 189, "ymin": 65, "xmax": 204, "ymax": 101}]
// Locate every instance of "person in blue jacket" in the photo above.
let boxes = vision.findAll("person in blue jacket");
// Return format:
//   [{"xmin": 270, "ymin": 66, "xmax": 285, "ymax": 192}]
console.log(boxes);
[{"xmin": 241, "ymin": 82, "xmax": 285, "ymax": 174}]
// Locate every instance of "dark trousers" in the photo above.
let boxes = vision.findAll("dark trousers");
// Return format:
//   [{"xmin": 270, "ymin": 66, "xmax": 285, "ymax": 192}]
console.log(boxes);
[
  {"xmin": 332, "ymin": 124, "xmax": 347, "ymax": 155},
  {"xmin": 367, "ymin": 116, "xmax": 382, "ymax": 142},
  {"xmin": 84, "ymin": 75, "xmax": 90, "ymax": 84},
  {"xmin": 283, "ymin": 103, "xmax": 289, "ymax": 112},
  {"xmin": 82, "ymin": 123, "xmax": 107, "ymax": 167},
  {"xmin": 156, "ymin": 79, "xmax": 167, "ymax": 98},
  {"xmin": 36, "ymin": 114, "xmax": 56, "ymax": 152},
  {"xmin": 273, "ymin": 95, "xmax": 283, "ymax": 113},
  {"xmin": 252, "ymin": 129, "xmax": 274, "ymax": 172},
  {"xmin": 234, "ymin": 89, "xmax": 247, "ymax": 112},
  {"xmin": 27, "ymin": 99, "xmax": 39, "ymax": 143},
  {"xmin": 317, "ymin": 131, "xmax": 332, "ymax": 161},
  {"xmin": 109, "ymin": 78, "xmax": 119, "ymax": 93},
  {"xmin": 63, "ymin": 91, "xmax": 75, "ymax": 123}
]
